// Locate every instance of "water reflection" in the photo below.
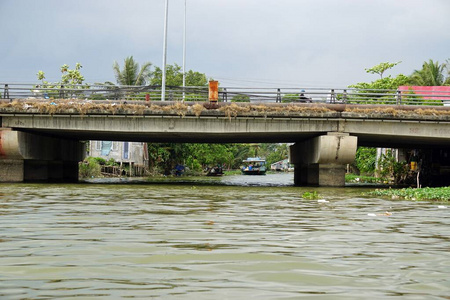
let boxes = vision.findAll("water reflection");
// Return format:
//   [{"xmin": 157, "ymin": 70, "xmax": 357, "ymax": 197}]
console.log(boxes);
[{"xmin": 0, "ymin": 174, "xmax": 449, "ymax": 299}]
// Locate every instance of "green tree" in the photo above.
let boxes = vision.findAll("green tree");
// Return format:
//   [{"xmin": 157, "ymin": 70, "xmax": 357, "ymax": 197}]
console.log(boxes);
[
  {"xmin": 36, "ymin": 63, "xmax": 87, "ymax": 98},
  {"xmin": 365, "ymin": 61, "xmax": 401, "ymax": 79},
  {"xmin": 259, "ymin": 143, "xmax": 289, "ymax": 165},
  {"xmin": 410, "ymin": 59, "xmax": 447, "ymax": 86},
  {"xmin": 150, "ymin": 64, "xmax": 208, "ymax": 86},
  {"xmin": 113, "ymin": 56, "xmax": 152, "ymax": 86},
  {"xmin": 349, "ymin": 61, "xmax": 411, "ymax": 104},
  {"xmin": 354, "ymin": 147, "xmax": 377, "ymax": 175},
  {"xmin": 149, "ymin": 64, "xmax": 209, "ymax": 101},
  {"xmin": 37, "ymin": 63, "xmax": 85, "ymax": 85},
  {"xmin": 446, "ymin": 59, "xmax": 450, "ymax": 85}
]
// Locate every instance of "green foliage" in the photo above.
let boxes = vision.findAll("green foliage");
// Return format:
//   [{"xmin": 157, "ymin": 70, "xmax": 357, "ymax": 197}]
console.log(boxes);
[
  {"xmin": 410, "ymin": 59, "xmax": 446, "ymax": 86},
  {"xmin": 146, "ymin": 143, "xmax": 289, "ymax": 175},
  {"xmin": 377, "ymin": 151, "xmax": 410, "ymax": 185},
  {"xmin": 348, "ymin": 74, "xmax": 411, "ymax": 104},
  {"xmin": 36, "ymin": 63, "xmax": 88, "ymax": 98},
  {"xmin": 346, "ymin": 174, "xmax": 383, "ymax": 184},
  {"xmin": 281, "ymin": 94, "xmax": 299, "ymax": 102},
  {"xmin": 260, "ymin": 143, "xmax": 289, "ymax": 165},
  {"xmin": 79, "ymin": 157, "xmax": 101, "ymax": 178},
  {"xmin": 231, "ymin": 94, "xmax": 250, "ymax": 102},
  {"xmin": 150, "ymin": 64, "xmax": 208, "ymax": 87},
  {"xmin": 355, "ymin": 147, "xmax": 377, "ymax": 175},
  {"xmin": 92, "ymin": 157, "xmax": 106, "ymax": 165},
  {"xmin": 112, "ymin": 56, "xmax": 152, "ymax": 86},
  {"xmin": 148, "ymin": 64, "xmax": 209, "ymax": 101},
  {"xmin": 106, "ymin": 158, "xmax": 118, "ymax": 166},
  {"xmin": 350, "ymin": 74, "xmax": 411, "ymax": 91},
  {"xmin": 302, "ymin": 191, "xmax": 319, "ymax": 200},
  {"xmin": 365, "ymin": 61, "xmax": 401, "ymax": 79},
  {"xmin": 60, "ymin": 63, "xmax": 85, "ymax": 85},
  {"xmin": 368, "ymin": 187, "xmax": 450, "ymax": 202}
]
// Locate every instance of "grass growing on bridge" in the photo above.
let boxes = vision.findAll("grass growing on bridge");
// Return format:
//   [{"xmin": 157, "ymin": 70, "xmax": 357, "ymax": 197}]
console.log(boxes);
[
  {"xmin": 3, "ymin": 99, "xmax": 450, "ymax": 120},
  {"xmin": 0, "ymin": 99, "xmax": 334, "ymax": 117},
  {"xmin": 345, "ymin": 107, "xmax": 450, "ymax": 117},
  {"xmin": 368, "ymin": 187, "xmax": 450, "ymax": 202}
]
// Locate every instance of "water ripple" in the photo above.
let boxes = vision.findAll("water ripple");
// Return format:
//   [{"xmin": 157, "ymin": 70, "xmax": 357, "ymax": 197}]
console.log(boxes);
[{"xmin": 0, "ymin": 177, "xmax": 449, "ymax": 299}]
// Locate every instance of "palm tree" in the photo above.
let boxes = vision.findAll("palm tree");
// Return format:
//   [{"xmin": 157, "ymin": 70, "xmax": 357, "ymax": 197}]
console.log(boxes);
[
  {"xmin": 112, "ymin": 56, "xmax": 152, "ymax": 86},
  {"xmin": 445, "ymin": 59, "xmax": 450, "ymax": 85},
  {"xmin": 410, "ymin": 59, "xmax": 446, "ymax": 86}
]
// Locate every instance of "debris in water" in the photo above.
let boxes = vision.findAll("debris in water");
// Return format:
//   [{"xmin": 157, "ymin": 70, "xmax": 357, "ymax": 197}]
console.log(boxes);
[{"xmin": 367, "ymin": 211, "xmax": 392, "ymax": 217}]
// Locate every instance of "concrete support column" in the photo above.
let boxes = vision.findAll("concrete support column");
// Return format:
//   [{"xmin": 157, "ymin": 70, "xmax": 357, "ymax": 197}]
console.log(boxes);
[
  {"xmin": 0, "ymin": 159, "xmax": 24, "ymax": 182},
  {"xmin": 290, "ymin": 133, "xmax": 357, "ymax": 187},
  {"xmin": 294, "ymin": 163, "xmax": 347, "ymax": 186},
  {"xmin": 0, "ymin": 129, "xmax": 84, "ymax": 182}
]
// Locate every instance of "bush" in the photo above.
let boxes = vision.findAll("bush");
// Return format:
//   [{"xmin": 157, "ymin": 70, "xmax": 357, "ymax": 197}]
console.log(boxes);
[
  {"xmin": 92, "ymin": 157, "xmax": 106, "ymax": 165},
  {"xmin": 79, "ymin": 157, "xmax": 102, "ymax": 178}
]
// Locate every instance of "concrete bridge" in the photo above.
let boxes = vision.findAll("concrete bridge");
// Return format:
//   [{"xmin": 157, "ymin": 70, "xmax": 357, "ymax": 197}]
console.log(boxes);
[{"xmin": 2, "ymin": 95, "xmax": 450, "ymax": 186}]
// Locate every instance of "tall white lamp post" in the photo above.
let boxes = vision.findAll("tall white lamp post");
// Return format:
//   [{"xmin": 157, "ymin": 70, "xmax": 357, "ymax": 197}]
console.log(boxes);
[{"xmin": 161, "ymin": 0, "xmax": 169, "ymax": 101}]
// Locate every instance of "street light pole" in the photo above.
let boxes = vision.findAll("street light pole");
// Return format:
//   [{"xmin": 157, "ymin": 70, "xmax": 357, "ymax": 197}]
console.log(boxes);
[
  {"xmin": 161, "ymin": 0, "xmax": 169, "ymax": 101},
  {"xmin": 182, "ymin": 0, "xmax": 186, "ymax": 100}
]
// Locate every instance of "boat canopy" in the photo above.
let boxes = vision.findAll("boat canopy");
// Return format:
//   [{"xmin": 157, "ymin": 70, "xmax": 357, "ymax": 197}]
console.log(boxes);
[{"xmin": 242, "ymin": 157, "xmax": 266, "ymax": 163}]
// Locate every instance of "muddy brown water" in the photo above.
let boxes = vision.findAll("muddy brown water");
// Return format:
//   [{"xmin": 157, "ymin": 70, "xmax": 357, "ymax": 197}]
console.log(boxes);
[{"xmin": 0, "ymin": 173, "xmax": 448, "ymax": 299}]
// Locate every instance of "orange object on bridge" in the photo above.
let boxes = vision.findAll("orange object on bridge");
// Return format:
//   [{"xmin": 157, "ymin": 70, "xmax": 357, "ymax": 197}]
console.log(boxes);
[{"xmin": 209, "ymin": 81, "xmax": 219, "ymax": 102}]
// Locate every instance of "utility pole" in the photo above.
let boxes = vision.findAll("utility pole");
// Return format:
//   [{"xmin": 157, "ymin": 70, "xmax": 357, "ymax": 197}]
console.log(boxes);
[{"xmin": 161, "ymin": 0, "xmax": 169, "ymax": 101}]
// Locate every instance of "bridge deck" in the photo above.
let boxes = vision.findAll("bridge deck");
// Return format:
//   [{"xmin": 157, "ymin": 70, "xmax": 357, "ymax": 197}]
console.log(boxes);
[{"xmin": 2, "ymin": 100, "xmax": 450, "ymax": 148}]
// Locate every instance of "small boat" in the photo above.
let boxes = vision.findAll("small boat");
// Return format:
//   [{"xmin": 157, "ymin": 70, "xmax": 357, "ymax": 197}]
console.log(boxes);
[
  {"xmin": 241, "ymin": 157, "xmax": 267, "ymax": 175},
  {"xmin": 205, "ymin": 165, "xmax": 224, "ymax": 176}
]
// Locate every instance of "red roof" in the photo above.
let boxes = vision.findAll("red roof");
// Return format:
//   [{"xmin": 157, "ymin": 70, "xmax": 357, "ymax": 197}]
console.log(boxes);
[{"xmin": 398, "ymin": 86, "xmax": 450, "ymax": 101}]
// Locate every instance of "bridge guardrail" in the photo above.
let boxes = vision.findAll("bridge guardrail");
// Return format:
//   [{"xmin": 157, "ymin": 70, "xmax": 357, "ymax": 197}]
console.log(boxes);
[{"xmin": 1, "ymin": 83, "xmax": 450, "ymax": 106}]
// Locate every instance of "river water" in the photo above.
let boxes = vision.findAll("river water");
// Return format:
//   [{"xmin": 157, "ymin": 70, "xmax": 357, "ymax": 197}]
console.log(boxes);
[{"xmin": 0, "ymin": 173, "xmax": 449, "ymax": 299}]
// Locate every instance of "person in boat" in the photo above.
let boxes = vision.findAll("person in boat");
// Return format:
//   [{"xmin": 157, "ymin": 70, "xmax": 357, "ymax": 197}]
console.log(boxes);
[{"xmin": 174, "ymin": 164, "xmax": 185, "ymax": 176}]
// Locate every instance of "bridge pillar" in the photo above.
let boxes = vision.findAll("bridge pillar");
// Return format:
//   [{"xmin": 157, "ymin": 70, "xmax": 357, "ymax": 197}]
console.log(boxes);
[
  {"xmin": 290, "ymin": 133, "xmax": 357, "ymax": 187},
  {"xmin": 0, "ymin": 129, "xmax": 84, "ymax": 182}
]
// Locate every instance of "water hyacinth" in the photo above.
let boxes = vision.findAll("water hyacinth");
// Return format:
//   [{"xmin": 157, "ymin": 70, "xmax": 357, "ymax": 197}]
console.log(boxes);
[{"xmin": 368, "ymin": 187, "xmax": 450, "ymax": 202}]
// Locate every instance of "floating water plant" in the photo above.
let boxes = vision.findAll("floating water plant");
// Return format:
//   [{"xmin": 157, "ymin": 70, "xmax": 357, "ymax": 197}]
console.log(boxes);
[
  {"xmin": 368, "ymin": 187, "xmax": 450, "ymax": 202},
  {"xmin": 302, "ymin": 191, "xmax": 319, "ymax": 200}
]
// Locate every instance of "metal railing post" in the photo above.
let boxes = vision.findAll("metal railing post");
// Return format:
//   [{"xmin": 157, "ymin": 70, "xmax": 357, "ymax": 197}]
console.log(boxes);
[
  {"xmin": 343, "ymin": 89, "xmax": 347, "ymax": 103},
  {"xmin": 4, "ymin": 84, "xmax": 10, "ymax": 99},
  {"xmin": 330, "ymin": 89, "xmax": 335, "ymax": 103},
  {"xmin": 59, "ymin": 85, "xmax": 65, "ymax": 99},
  {"xmin": 223, "ymin": 88, "xmax": 228, "ymax": 102},
  {"xmin": 276, "ymin": 88, "xmax": 281, "ymax": 103},
  {"xmin": 396, "ymin": 90, "xmax": 401, "ymax": 105}
]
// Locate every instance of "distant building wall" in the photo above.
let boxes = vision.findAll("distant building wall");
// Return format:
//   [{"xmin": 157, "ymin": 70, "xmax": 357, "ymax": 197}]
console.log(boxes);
[{"xmin": 89, "ymin": 141, "xmax": 148, "ymax": 166}]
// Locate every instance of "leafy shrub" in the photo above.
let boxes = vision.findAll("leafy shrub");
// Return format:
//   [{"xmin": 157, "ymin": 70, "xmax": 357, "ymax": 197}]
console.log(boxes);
[{"xmin": 79, "ymin": 157, "xmax": 101, "ymax": 178}]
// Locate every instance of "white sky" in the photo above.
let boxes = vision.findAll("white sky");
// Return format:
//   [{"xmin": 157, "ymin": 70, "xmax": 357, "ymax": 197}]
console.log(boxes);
[{"xmin": 1, "ymin": 0, "xmax": 449, "ymax": 88}]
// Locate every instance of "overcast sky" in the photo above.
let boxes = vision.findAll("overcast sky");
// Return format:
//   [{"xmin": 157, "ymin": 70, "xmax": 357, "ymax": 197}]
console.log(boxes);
[{"xmin": 1, "ymin": 0, "xmax": 449, "ymax": 88}]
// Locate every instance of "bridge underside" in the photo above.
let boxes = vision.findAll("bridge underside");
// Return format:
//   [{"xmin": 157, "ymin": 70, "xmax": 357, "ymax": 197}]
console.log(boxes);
[
  {"xmin": 14, "ymin": 128, "xmax": 450, "ymax": 148},
  {"xmin": 2, "ymin": 106, "xmax": 450, "ymax": 185},
  {"xmin": 18, "ymin": 128, "xmax": 321, "ymax": 144}
]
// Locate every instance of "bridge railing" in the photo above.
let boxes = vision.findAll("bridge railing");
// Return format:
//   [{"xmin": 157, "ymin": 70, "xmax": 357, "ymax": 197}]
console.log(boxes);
[{"xmin": 1, "ymin": 83, "xmax": 450, "ymax": 106}]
